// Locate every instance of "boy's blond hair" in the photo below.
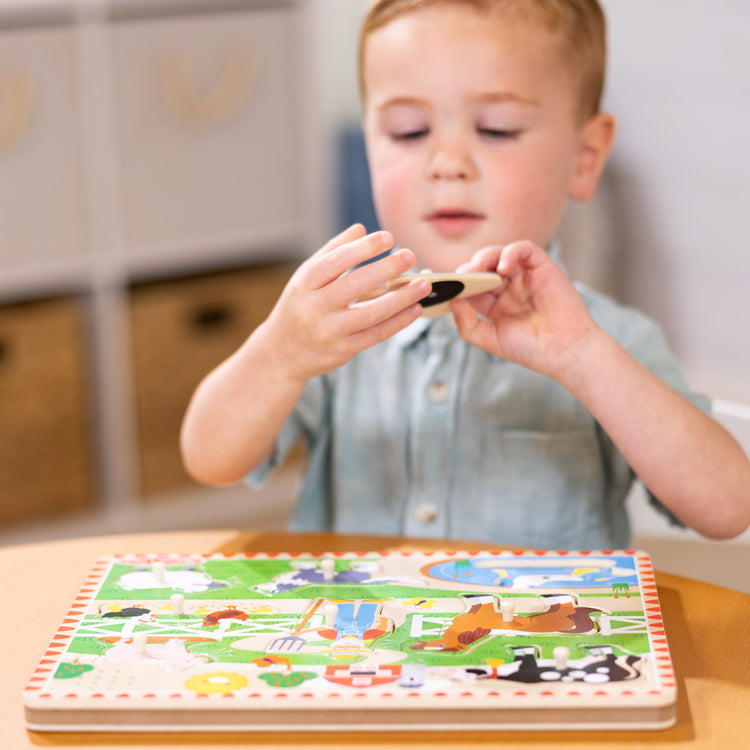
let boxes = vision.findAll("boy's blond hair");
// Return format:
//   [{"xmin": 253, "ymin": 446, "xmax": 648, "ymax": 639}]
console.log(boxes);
[{"xmin": 359, "ymin": 0, "xmax": 607, "ymax": 122}]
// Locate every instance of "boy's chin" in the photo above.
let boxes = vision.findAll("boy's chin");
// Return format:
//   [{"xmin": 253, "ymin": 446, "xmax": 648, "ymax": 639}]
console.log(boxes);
[{"xmin": 409, "ymin": 240, "xmax": 479, "ymax": 273}]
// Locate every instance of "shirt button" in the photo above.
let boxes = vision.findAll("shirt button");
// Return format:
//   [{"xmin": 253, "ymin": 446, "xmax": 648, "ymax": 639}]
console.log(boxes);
[
  {"xmin": 415, "ymin": 503, "xmax": 438, "ymax": 524},
  {"xmin": 427, "ymin": 381, "xmax": 449, "ymax": 402}
]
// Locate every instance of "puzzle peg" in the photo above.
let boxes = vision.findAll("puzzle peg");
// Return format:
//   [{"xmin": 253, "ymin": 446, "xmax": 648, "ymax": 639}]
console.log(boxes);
[
  {"xmin": 324, "ymin": 603, "xmax": 339, "ymax": 627},
  {"xmin": 133, "ymin": 632, "xmax": 148, "ymax": 656},
  {"xmin": 153, "ymin": 561, "xmax": 166, "ymax": 583},
  {"xmin": 554, "ymin": 646, "xmax": 570, "ymax": 671},
  {"xmin": 171, "ymin": 593, "xmax": 184, "ymax": 615},
  {"xmin": 501, "ymin": 599, "xmax": 515, "ymax": 623},
  {"xmin": 321, "ymin": 557, "xmax": 335, "ymax": 582}
]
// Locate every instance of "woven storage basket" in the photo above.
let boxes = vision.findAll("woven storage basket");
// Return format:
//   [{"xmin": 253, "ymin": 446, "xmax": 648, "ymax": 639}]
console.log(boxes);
[
  {"xmin": 128, "ymin": 263, "xmax": 293, "ymax": 498},
  {"xmin": 0, "ymin": 296, "xmax": 94, "ymax": 526}
]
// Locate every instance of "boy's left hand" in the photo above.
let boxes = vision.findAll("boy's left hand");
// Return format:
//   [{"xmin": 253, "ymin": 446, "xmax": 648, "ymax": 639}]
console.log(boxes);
[
  {"xmin": 454, "ymin": 242, "xmax": 750, "ymax": 541},
  {"xmin": 451, "ymin": 241, "xmax": 599, "ymax": 380}
]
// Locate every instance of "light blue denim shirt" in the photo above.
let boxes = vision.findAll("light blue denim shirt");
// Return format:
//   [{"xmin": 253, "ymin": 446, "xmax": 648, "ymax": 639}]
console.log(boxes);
[{"xmin": 248, "ymin": 262, "xmax": 709, "ymax": 550}]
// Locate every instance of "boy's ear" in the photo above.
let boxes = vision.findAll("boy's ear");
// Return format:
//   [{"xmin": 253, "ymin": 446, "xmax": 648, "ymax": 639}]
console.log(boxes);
[{"xmin": 568, "ymin": 112, "xmax": 616, "ymax": 202}]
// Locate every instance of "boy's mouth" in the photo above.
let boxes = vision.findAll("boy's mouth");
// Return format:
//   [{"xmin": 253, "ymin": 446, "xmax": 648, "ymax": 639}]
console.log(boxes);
[{"xmin": 427, "ymin": 209, "xmax": 484, "ymax": 237}]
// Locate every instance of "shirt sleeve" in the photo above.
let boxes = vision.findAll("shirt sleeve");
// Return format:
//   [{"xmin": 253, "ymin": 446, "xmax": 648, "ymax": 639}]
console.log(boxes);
[{"xmin": 244, "ymin": 374, "xmax": 330, "ymax": 488}]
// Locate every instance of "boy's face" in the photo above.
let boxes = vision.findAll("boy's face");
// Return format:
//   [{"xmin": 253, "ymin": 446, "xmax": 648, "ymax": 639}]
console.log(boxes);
[{"xmin": 362, "ymin": 5, "xmax": 599, "ymax": 271}]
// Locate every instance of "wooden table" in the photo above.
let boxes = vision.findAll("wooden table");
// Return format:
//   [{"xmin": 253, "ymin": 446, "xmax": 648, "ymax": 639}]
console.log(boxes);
[{"xmin": 2, "ymin": 529, "xmax": 748, "ymax": 748}]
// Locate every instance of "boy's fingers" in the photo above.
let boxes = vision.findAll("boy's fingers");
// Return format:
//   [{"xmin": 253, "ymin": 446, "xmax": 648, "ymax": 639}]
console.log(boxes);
[
  {"xmin": 347, "ymin": 295, "xmax": 426, "ymax": 349},
  {"xmin": 304, "ymin": 227, "xmax": 396, "ymax": 289},
  {"xmin": 497, "ymin": 240, "xmax": 545, "ymax": 276},
  {"xmin": 456, "ymin": 245, "xmax": 504, "ymax": 274},
  {"xmin": 315, "ymin": 223, "xmax": 368, "ymax": 257},
  {"xmin": 452, "ymin": 299, "xmax": 494, "ymax": 351},
  {"xmin": 345, "ymin": 276, "xmax": 429, "ymax": 334},
  {"xmin": 336, "ymin": 248, "xmax": 416, "ymax": 302}
]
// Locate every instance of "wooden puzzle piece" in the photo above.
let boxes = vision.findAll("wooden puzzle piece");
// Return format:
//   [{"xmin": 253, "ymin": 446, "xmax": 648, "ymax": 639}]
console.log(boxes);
[
  {"xmin": 494, "ymin": 644, "xmax": 646, "ymax": 685},
  {"xmin": 411, "ymin": 593, "xmax": 606, "ymax": 653},
  {"xmin": 355, "ymin": 272, "xmax": 504, "ymax": 317}
]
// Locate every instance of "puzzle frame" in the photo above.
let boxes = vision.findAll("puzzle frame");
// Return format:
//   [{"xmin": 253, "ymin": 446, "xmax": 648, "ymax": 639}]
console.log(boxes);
[{"xmin": 24, "ymin": 550, "xmax": 676, "ymax": 732}]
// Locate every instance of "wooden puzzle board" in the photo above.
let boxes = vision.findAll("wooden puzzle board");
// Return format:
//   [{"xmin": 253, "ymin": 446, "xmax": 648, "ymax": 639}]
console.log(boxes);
[{"xmin": 23, "ymin": 550, "xmax": 676, "ymax": 732}]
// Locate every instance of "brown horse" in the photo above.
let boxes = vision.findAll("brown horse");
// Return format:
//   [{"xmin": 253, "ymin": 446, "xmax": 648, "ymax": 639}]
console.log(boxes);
[{"xmin": 411, "ymin": 596, "xmax": 602, "ymax": 653}]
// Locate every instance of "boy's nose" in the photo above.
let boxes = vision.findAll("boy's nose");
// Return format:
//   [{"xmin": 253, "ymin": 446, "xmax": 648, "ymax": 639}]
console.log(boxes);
[{"xmin": 428, "ymin": 146, "xmax": 477, "ymax": 181}]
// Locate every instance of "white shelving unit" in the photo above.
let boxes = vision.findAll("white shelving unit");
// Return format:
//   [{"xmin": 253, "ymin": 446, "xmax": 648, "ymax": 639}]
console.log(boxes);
[{"xmin": 0, "ymin": 0, "xmax": 324, "ymax": 540}]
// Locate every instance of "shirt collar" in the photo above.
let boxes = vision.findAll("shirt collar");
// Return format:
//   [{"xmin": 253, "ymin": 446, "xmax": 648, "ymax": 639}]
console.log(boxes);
[{"xmin": 392, "ymin": 313, "xmax": 432, "ymax": 348}]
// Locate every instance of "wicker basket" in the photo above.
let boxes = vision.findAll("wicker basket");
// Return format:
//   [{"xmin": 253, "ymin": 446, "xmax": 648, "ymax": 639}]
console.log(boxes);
[
  {"xmin": 128, "ymin": 263, "xmax": 293, "ymax": 498},
  {"xmin": 0, "ymin": 296, "xmax": 94, "ymax": 526}
]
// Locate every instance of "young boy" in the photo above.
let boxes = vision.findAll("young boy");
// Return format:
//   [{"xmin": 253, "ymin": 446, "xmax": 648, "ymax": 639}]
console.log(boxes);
[{"xmin": 180, "ymin": 0, "xmax": 750, "ymax": 549}]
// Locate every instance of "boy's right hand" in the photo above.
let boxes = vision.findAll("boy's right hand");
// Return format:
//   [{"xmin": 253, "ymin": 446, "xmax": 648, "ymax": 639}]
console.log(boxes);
[
  {"xmin": 181, "ymin": 223, "xmax": 427, "ymax": 486},
  {"xmin": 259, "ymin": 224, "xmax": 430, "ymax": 382}
]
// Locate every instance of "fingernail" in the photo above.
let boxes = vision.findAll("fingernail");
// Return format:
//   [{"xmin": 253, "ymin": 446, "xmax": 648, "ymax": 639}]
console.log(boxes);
[
  {"xmin": 394, "ymin": 248, "xmax": 415, "ymax": 268},
  {"xmin": 378, "ymin": 230, "xmax": 393, "ymax": 247},
  {"xmin": 414, "ymin": 278, "xmax": 430, "ymax": 293}
]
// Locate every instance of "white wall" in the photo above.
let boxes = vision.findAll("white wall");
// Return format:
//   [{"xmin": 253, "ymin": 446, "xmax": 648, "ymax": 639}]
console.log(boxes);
[
  {"xmin": 598, "ymin": 0, "xmax": 750, "ymax": 404},
  {"xmin": 309, "ymin": 0, "xmax": 369, "ymax": 126},
  {"xmin": 591, "ymin": 1, "xmax": 750, "ymax": 586}
]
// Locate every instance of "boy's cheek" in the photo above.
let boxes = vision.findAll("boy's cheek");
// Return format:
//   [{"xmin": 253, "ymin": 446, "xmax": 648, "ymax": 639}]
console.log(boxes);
[{"xmin": 370, "ymin": 166, "xmax": 416, "ymax": 227}]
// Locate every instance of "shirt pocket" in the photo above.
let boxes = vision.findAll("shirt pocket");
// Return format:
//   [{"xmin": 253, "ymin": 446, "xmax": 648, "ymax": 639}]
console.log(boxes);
[{"xmin": 465, "ymin": 427, "xmax": 606, "ymax": 549}]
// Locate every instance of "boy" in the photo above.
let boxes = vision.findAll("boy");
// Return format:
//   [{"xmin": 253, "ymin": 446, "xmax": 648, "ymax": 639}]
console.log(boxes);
[{"xmin": 180, "ymin": 0, "xmax": 750, "ymax": 549}]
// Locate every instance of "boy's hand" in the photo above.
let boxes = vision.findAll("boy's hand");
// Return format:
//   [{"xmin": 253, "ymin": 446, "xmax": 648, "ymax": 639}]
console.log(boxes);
[
  {"xmin": 451, "ymin": 241, "xmax": 600, "ymax": 381},
  {"xmin": 261, "ymin": 224, "xmax": 430, "ymax": 382}
]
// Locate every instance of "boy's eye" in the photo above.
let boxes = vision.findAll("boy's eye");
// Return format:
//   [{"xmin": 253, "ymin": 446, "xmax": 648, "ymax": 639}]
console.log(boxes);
[
  {"xmin": 478, "ymin": 127, "xmax": 520, "ymax": 139},
  {"xmin": 390, "ymin": 129, "xmax": 429, "ymax": 142}
]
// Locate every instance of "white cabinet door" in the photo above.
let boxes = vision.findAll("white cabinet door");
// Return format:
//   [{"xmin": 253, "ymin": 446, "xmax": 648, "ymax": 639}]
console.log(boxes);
[
  {"xmin": 112, "ymin": 5, "xmax": 301, "ymax": 260},
  {"xmin": 0, "ymin": 23, "xmax": 88, "ymax": 273}
]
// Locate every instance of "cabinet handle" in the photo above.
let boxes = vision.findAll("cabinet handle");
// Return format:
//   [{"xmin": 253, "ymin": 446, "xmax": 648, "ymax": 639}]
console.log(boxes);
[
  {"xmin": 190, "ymin": 304, "xmax": 234, "ymax": 331},
  {"xmin": 0, "ymin": 69, "xmax": 34, "ymax": 153},
  {"xmin": 158, "ymin": 50, "xmax": 256, "ymax": 130},
  {"xmin": 0, "ymin": 338, "xmax": 11, "ymax": 367}
]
